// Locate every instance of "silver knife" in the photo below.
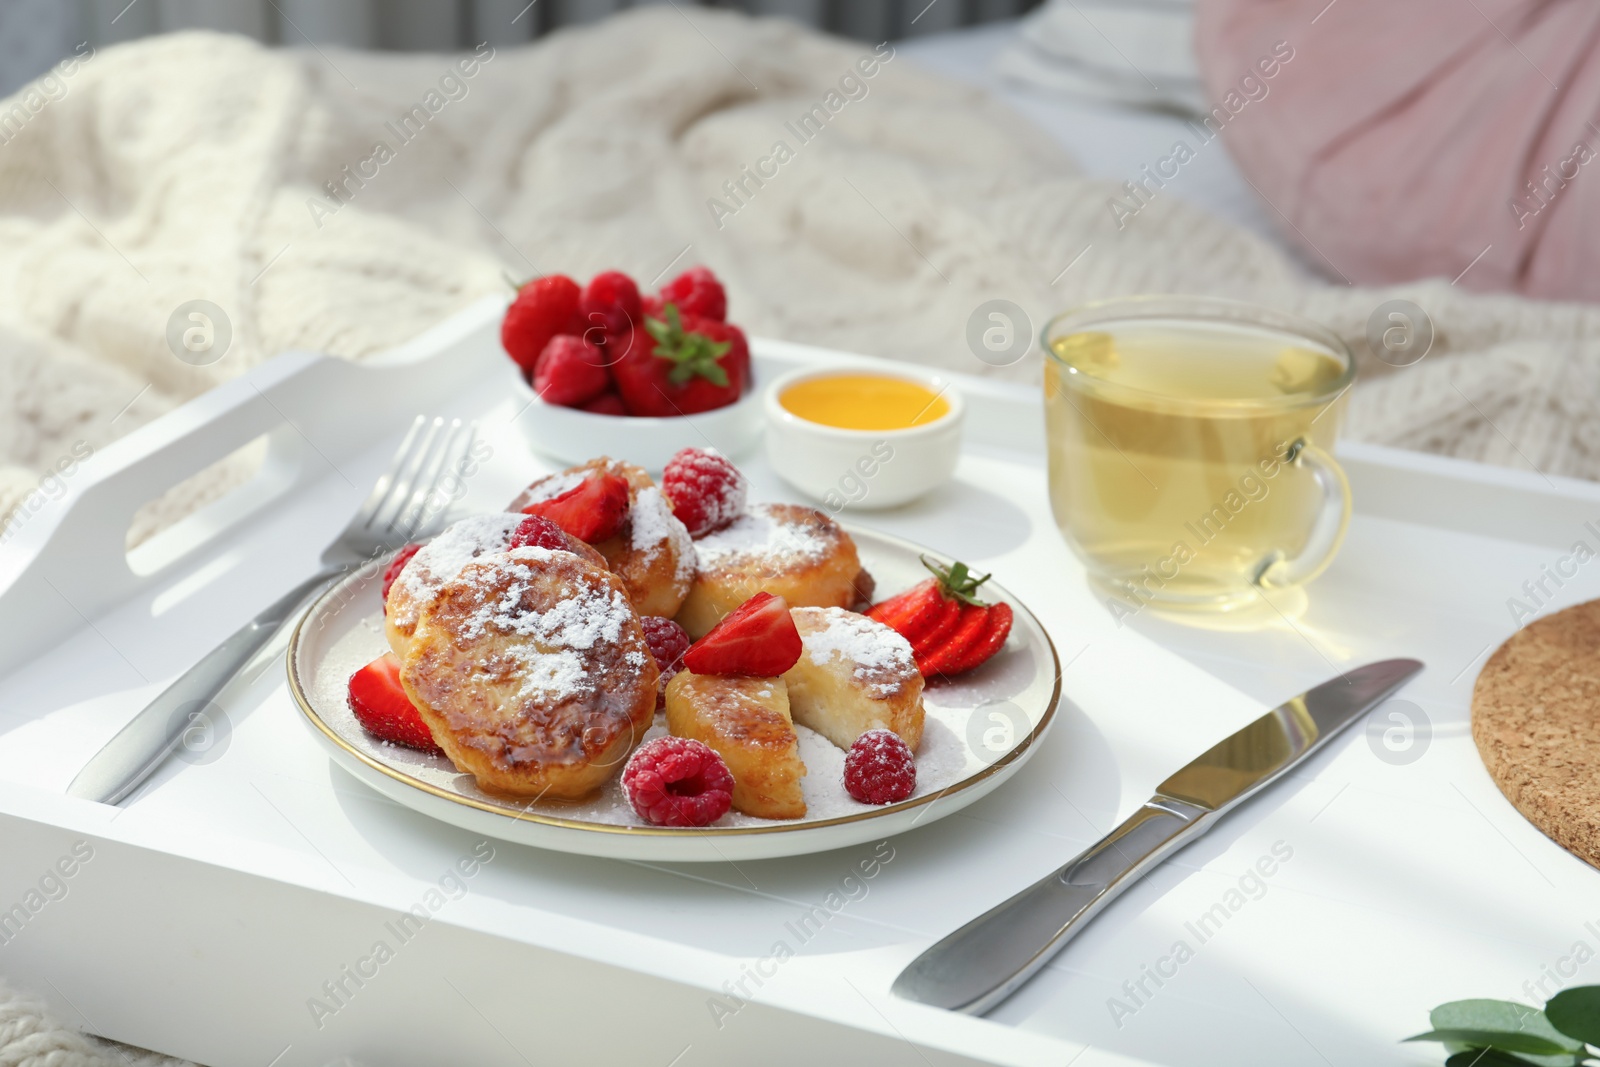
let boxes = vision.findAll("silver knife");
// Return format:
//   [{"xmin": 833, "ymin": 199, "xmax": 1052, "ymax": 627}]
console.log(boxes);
[{"xmin": 892, "ymin": 657, "xmax": 1424, "ymax": 1015}]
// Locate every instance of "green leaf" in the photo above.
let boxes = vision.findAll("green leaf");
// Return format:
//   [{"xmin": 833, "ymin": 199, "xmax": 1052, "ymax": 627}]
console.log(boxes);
[
  {"xmin": 648, "ymin": 302, "xmax": 732, "ymax": 388},
  {"xmin": 1404, "ymin": 1030, "xmax": 1572, "ymax": 1055},
  {"xmin": 917, "ymin": 554, "xmax": 994, "ymax": 606},
  {"xmin": 1444, "ymin": 1050, "xmax": 1548, "ymax": 1067},
  {"xmin": 1425, "ymin": 1001, "xmax": 1586, "ymax": 1067},
  {"xmin": 1545, "ymin": 987, "xmax": 1600, "ymax": 1046}
]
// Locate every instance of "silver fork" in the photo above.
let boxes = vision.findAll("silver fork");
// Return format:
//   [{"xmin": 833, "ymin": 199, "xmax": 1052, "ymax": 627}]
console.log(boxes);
[{"xmin": 67, "ymin": 416, "xmax": 476, "ymax": 805}]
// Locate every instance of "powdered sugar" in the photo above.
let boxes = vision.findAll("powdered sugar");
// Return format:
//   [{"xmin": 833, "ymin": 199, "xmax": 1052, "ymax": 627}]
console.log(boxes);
[
  {"xmin": 694, "ymin": 504, "xmax": 830, "ymax": 570},
  {"xmin": 797, "ymin": 607, "xmax": 916, "ymax": 697},
  {"xmin": 504, "ymin": 644, "xmax": 588, "ymax": 700},
  {"xmin": 448, "ymin": 546, "xmax": 641, "ymax": 701},
  {"xmin": 458, "ymin": 546, "xmax": 630, "ymax": 645},
  {"xmin": 391, "ymin": 513, "xmax": 525, "ymax": 627},
  {"xmin": 517, "ymin": 468, "xmax": 587, "ymax": 506},
  {"xmin": 629, "ymin": 485, "xmax": 695, "ymax": 584}
]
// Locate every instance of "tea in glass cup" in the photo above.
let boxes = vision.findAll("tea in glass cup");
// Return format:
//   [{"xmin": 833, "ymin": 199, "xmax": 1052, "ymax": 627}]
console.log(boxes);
[{"xmin": 1042, "ymin": 296, "xmax": 1354, "ymax": 611}]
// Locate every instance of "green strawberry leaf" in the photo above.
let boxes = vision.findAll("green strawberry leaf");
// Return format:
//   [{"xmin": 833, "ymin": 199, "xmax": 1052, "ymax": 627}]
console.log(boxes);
[
  {"xmin": 645, "ymin": 303, "xmax": 732, "ymax": 388},
  {"xmin": 1545, "ymin": 987, "xmax": 1600, "ymax": 1046},
  {"xmin": 919, "ymin": 555, "xmax": 994, "ymax": 607}
]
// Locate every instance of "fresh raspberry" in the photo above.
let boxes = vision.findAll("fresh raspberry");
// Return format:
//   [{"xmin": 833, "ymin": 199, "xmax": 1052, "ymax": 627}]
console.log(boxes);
[
  {"xmin": 381, "ymin": 543, "xmax": 422, "ymax": 605},
  {"xmin": 579, "ymin": 391, "xmax": 627, "ymax": 416},
  {"xmin": 843, "ymin": 729, "xmax": 916, "ymax": 805},
  {"xmin": 507, "ymin": 514, "xmax": 569, "ymax": 551},
  {"xmin": 501, "ymin": 274, "xmax": 581, "ymax": 376},
  {"xmin": 623, "ymin": 736, "xmax": 734, "ymax": 827},
  {"xmin": 641, "ymin": 615, "xmax": 691, "ymax": 678},
  {"xmin": 579, "ymin": 270, "xmax": 642, "ymax": 341},
  {"xmin": 533, "ymin": 335, "xmax": 609, "ymax": 407},
  {"xmin": 641, "ymin": 615, "xmax": 690, "ymax": 709},
  {"xmin": 661, "ymin": 447, "xmax": 747, "ymax": 537},
  {"xmin": 659, "ymin": 265, "xmax": 727, "ymax": 321}
]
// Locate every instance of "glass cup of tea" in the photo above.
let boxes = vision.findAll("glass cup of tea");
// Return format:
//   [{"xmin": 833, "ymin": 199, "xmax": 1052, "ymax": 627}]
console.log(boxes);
[{"xmin": 1042, "ymin": 295, "xmax": 1354, "ymax": 612}]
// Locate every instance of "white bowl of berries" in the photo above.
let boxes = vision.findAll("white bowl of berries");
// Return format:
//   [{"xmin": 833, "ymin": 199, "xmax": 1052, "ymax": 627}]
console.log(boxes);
[{"xmin": 503, "ymin": 265, "xmax": 763, "ymax": 471}]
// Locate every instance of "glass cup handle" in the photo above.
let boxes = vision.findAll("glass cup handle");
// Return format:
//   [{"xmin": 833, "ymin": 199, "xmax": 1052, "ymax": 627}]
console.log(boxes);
[{"xmin": 1253, "ymin": 437, "xmax": 1351, "ymax": 590}]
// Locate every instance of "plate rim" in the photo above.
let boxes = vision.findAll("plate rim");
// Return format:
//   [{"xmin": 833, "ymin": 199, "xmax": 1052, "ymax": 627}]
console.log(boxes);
[{"xmin": 285, "ymin": 522, "xmax": 1062, "ymax": 839}]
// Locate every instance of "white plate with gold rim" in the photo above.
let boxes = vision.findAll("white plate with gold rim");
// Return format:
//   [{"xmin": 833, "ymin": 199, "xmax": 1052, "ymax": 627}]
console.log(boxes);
[{"xmin": 286, "ymin": 524, "xmax": 1061, "ymax": 861}]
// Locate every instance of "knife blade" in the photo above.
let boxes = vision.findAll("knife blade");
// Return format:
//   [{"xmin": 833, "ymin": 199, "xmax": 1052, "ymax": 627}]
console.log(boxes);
[{"xmin": 891, "ymin": 658, "xmax": 1424, "ymax": 1015}]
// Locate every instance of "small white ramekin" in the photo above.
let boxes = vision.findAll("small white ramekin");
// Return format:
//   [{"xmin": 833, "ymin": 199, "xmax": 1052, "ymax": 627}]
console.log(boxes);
[
  {"xmin": 515, "ymin": 381, "xmax": 764, "ymax": 472},
  {"xmin": 763, "ymin": 365, "xmax": 964, "ymax": 511}
]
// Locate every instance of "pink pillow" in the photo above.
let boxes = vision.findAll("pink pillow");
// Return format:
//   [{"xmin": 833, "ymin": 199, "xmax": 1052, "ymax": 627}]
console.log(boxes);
[{"xmin": 1194, "ymin": 0, "xmax": 1600, "ymax": 301}]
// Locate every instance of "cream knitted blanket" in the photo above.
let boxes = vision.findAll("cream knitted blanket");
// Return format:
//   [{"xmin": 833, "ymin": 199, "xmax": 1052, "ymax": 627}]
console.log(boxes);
[
  {"xmin": 2, "ymin": 6, "xmax": 1599, "ymax": 547},
  {"xmin": 0, "ymin": 7, "xmax": 1599, "ymax": 1060}
]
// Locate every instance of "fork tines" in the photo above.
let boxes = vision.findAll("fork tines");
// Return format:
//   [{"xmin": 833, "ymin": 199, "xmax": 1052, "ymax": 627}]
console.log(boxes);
[{"xmin": 359, "ymin": 415, "xmax": 477, "ymax": 546}]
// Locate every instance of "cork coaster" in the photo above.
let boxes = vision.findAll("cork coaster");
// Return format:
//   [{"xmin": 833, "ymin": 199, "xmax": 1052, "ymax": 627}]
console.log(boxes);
[{"xmin": 1472, "ymin": 599, "xmax": 1600, "ymax": 870}]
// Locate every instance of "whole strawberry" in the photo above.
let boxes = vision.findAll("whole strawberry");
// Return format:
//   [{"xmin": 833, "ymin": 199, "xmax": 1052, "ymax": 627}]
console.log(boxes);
[
  {"xmin": 686, "ymin": 316, "xmax": 749, "ymax": 396},
  {"xmin": 579, "ymin": 391, "xmax": 627, "ymax": 416},
  {"xmin": 533, "ymin": 335, "xmax": 610, "ymax": 407},
  {"xmin": 659, "ymin": 266, "xmax": 727, "ymax": 321},
  {"xmin": 579, "ymin": 271, "xmax": 642, "ymax": 343},
  {"xmin": 502, "ymin": 274, "xmax": 581, "ymax": 377},
  {"xmin": 613, "ymin": 304, "xmax": 743, "ymax": 416}
]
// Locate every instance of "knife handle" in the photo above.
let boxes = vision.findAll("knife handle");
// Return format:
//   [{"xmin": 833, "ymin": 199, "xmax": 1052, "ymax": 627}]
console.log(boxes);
[
  {"xmin": 66, "ymin": 564, "xmax": 341, "ymax": 805},
  {"xmin": 892, "ymin": 796, "xmax": 1212, "ymax": 1014}
]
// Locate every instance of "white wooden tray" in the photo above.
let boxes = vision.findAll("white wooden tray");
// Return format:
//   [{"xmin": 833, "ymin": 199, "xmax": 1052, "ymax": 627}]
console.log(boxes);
[{"xmin": 0, "ymin": 295, "xmax": 1595, "ymax": 1067}]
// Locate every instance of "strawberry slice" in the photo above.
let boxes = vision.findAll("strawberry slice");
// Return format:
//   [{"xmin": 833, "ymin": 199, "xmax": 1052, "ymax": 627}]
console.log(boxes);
[
  {"xmin": 868, "ymin": 557, "xmax": 1011, "ymax": 677},
  {"xmin": 936, "ymin": 602, "xmax": 1013, "ymax": 676},
  {"xmin": 347, "ymin": 654, "xmax": 441, "ymax": 754},
  {"xmin": 909, "ymin": 595, "xmax": 964, "ymax": 658},
  {"xmin": 381, "ymin": 543, "xmax": 422, "ymax": 606},
  {"xmin": 683, "ymin": 592, "xmax": 803, "ymax": 677},
  {"xmin": 864, "ymin": 579, "xmax": 944, "ymax": 641},
  {"xmin": 521, "ymin": 471, "xmax": 630, "ymax": 543}
]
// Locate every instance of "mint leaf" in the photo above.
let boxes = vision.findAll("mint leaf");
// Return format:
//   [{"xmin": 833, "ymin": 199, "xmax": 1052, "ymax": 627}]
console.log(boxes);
[{"xmin": 1546, "ymin": 986, "xmax": 1600, "ymax": 1046}]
